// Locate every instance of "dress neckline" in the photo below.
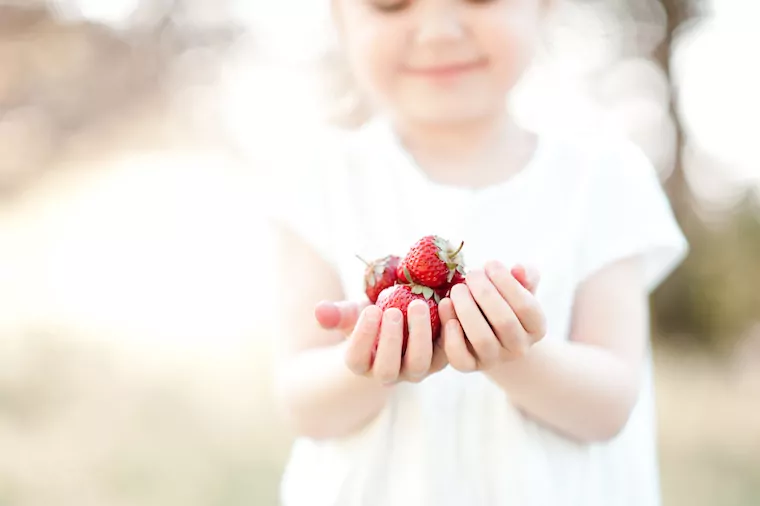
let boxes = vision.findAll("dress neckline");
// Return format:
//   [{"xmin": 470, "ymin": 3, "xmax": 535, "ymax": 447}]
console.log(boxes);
[{"xmin": 359, "ymin": 115, "xmax": 550, "ymax": 200}]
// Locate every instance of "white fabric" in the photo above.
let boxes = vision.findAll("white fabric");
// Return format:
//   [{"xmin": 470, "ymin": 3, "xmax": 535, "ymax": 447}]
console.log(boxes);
[{"xmin": 272, "ymin": 117, "xmax": 689, "ymax": 506}]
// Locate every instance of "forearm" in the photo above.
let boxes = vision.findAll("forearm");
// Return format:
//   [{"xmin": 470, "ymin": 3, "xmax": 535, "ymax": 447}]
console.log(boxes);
[
  {"xmin": 275, "ymin": 341, "xmax": 391, "ymax": 440},
  {"xmin": 486, "ymin": 339, "xmax": 640, "ymax": 442}
]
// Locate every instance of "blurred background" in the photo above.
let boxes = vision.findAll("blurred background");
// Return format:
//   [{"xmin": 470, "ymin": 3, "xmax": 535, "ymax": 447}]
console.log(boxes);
[{"xmin": 0, "ymin": 0, "xmax": 758, "ymax": 505}]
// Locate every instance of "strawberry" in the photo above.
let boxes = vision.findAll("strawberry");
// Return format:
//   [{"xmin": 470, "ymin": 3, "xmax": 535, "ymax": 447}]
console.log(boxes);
[
  {"xmin": 435, "ymin": 273, "xmax": 464, "ymax": 298},
  {"xmin": 403, "ymin": 235, "xmax": 465, "ymax": 288},
  {"xmin": 434, "ymin": 270, "xmax": 467, "ymax": 300},
  {"xmin": 451, "ymin": 270, "xmax": 466, "ymax": 286},
  {"xmin": 375, "ymin": 284, "xmax": 441, "ymax": 355},
  {"xmin": 358, "ymin": 254, "xmax": 401, "ymax": 304}
]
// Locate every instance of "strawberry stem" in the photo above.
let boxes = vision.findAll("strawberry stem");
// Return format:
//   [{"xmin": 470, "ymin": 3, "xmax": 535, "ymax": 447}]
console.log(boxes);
[
  {"xmin": 355, "ymin": 254, "xmax": 370, "ymax": 267},
  {"xmin": 451, "ymin": 241, "xmax": 464, "ymax": 258}
]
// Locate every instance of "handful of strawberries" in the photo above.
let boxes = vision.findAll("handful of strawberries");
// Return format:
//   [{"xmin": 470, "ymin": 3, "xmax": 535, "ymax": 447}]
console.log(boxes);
[{"xmin": 358, "ymin": 235, "xmax": 467, "ymax": 350}]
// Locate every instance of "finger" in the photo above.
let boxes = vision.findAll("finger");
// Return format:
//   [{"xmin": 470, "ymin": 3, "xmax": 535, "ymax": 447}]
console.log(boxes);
[
  {"xmin": 523, "ymin": 265, "xmax": 541, "ymax": 293},
  {"xmin": 449, "ymin": 283, "xmax": 502, "ymax": 368},
  {"xmin": 510, "ymin": 264, "xmax": 541, "ymax": 295},
  {"xmin": 510, "ymin": 265, "xmax": 530, "ymax": 291},
  {"xmin": 401, "ymin": 300, "xmax": 433, "ymax": 380},
  {"xmin": 437, "ymin": 297, "xmax": 458, "ymax": 324},
  {"xmin": 441, "ymin": 317, "xmax": 477, "ymax": 372},
  {"xmin": 344, "ymin": 305, "xmax": 382, "ymax": 375},
  {"xmin": 465, "ymin": 269, "xmax": 527, "ymax": 356},
  {"xmin": 372, "ymin": 308, "xmax": 404, "ymax": 384},
  {"xmin": 315, "ymin": 301, "xmax": 341, "ymax": 329},
  {"xmin": 337, "ymin": 301, "xmax": 369, "ymax": 332},
  {"xmin": 428, "ymin": 337, "xmax": 449, "ymax": 375},
  {"xmin": 437, "ymin": 298, "xmax": 465, "ymax": 368},
  {"xmin": 316, "ymin": 300, "xmax": 368, "ymax": 333},
  {"xmin": 486, "ymin": 261, "xmax": 546, "ymax": 338}
]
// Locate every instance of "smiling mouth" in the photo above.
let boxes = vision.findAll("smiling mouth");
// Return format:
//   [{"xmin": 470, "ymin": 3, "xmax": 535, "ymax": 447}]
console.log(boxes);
[{"xmin": 403, "ymin": 59, "xmax": 488, "ymax": 77}]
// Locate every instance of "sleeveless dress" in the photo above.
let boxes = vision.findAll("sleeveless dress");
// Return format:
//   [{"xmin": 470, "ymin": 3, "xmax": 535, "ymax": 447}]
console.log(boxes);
[{"xmin": 269, "ymin": 116, "xmax": 689, "ymax": 506}]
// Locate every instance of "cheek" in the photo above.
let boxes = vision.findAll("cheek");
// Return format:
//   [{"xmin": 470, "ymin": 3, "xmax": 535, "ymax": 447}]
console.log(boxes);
[
  {"xmin": 343, "ymin": 26, "xmax": 400, "ymax": 100},
  {"xmin": 483, "ymin": 20, "xmax": 540, "ymax": 86}
]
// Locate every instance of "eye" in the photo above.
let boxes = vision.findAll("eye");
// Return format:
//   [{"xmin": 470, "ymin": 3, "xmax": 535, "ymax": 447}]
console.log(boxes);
[{"xmin": 368, "ymin": 0, "xmax": 411, "ymax": 13}]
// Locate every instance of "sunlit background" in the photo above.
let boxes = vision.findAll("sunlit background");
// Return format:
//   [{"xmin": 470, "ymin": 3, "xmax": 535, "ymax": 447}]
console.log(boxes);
[{"xmin": 1, "ymin": 0, "xmax": 759, "ymax": 505}]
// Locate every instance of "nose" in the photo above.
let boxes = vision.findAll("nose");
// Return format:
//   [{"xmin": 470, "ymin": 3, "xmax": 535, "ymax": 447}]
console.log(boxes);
[{"xmin": 415, "ymin": 4, "xmax": 464, "ymax": 43}]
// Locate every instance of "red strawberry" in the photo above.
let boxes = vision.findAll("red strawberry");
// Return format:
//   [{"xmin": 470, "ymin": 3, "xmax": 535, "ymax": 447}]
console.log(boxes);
[
  {"xmin": 403, "ymin": 235, "xmax": 465, "ymax": 288},
  {"xmin": 434, "ymin": 270, "xmax": 467, "ymax": 300},
  {"xmin": 358, "ymin": 254, "xmax": 401, "ymax": 304},
  {"xmin": 375, "ymin": 284, "xmax": 441, "ymax": 355}
]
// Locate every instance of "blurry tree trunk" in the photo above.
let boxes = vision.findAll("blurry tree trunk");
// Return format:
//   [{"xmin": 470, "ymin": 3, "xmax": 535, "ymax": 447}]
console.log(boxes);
[
  {"xmin": 649, "ymin": 0, "xmax": 700, "ymax": 344},
  {"xmin": 649, "ymin": 0, "xmax": 760, "ymax": 351},
  {"xmin": 653, "ymin": 0, "xmax": 696, "ymax": 215}
]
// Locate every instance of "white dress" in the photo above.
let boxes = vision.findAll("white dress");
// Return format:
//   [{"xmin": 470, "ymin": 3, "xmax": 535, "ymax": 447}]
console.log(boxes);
[{"xmin": 269, "ymin": 116, "xmax": 689, "ymax": 506}]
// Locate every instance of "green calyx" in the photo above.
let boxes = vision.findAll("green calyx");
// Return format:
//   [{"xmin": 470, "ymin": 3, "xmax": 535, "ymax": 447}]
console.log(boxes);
[
  {"xmin": 434, "ymin": 238, "xmax": 465, "ymax": 283},
  {"xmin": 434, "ymin": 238, "xmax": 464, "ymax": 263},
  {"xmin": 402, "ymin": 265, "xmax": 413, "ymax": 285},
  {"xmin": 410, "ymin": 283, "xmax": 440, "ymax": 303},
  {"xmin": 371, "ymin": 263, "xmax": 387, "ymax": 286},
  {"xmin": 358, "ymin": 253, "xmax": 397, "ymax": 288}
]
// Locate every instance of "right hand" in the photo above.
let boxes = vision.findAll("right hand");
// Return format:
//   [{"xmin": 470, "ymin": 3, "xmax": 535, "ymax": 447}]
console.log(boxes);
[{"xmin": 315, "ymin": 300, "xmax": 448, "ymax": 385}]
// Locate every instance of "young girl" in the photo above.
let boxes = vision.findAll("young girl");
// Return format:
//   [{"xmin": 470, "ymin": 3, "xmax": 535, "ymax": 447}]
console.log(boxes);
[{"xmin": 268, "ymin": 0, "xmax": 688, "ymax": 505}]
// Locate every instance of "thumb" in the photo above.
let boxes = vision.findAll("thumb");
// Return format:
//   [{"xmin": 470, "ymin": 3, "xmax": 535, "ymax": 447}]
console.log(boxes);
[
  {"xmin": 315, "ymin": 300, "xmax": 368, "ymax": 333},
  {"xmin": 437, "ymin": 297, "xmax": 458, "ymax": 324}
]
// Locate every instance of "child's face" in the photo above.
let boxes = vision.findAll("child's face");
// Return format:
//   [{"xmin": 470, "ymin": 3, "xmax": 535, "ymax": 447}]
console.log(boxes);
[{"xmin": 334, "ymin": 0, "xmax": 546, "ymax": 125}]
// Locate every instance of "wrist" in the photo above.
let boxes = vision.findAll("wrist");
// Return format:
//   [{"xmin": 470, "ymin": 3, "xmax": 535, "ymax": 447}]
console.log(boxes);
[
  {"xmin": 277, "ymin": 342, "xmax": 393, "ymax": 440},
  {"xmin": 483, "ymin": 359, "xmax": 516, "ymax": 385},
  {"xmin": 482, "ymin": 342, "xmax": 545, "ymax": 395}
]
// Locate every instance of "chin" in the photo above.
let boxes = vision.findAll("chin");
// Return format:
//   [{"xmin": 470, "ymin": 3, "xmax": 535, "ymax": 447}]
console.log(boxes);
[
  {"xmin": 388, "ymin": 78, "xmax": 508, "ymax": 123},
  {"xmin": 403, "ymin": 102, "xmax": 503, "ymax": 126},
  {"xmin": 392, "ymin": 88, "xmax": 503, "ymax": 126}
]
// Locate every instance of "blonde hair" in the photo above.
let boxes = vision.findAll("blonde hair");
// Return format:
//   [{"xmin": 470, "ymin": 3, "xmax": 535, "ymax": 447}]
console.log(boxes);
[
  {"xmin": 316, "ymin": 36, "xmax": 373, "ymax": 130},
  {"xmin": 312, "ymin": 0, "xmax": 374, "ymax": 130}
]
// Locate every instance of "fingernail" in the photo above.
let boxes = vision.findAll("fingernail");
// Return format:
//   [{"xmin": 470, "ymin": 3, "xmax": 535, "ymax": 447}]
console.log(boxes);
[
  {"xmin": 449, "ymin": 283, "xmax": 465, "ymax": 297},
  {"xmin": 409, "ymin": 299, "xmax": 426, "ymax": 312},
  {"xmin": 484, "ymin": 262, "xmax": 505, "ymax": 279},
  {"xmin": 388, "ymin": 310, "xmax": 403, "ymax": 323}
]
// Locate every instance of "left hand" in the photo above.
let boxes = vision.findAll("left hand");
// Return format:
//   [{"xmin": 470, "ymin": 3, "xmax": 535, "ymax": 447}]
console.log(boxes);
[
  {"xmin": 315, "ymin": 299, "xmax": 449, "ymax": 384},
  {"xmin": 439, "ymin": 261, "xmax": 547, "ymax": 372}
]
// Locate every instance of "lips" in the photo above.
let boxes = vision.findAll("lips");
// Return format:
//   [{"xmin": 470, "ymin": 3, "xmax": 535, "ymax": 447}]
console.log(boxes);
[{"xmin": 403, "ymin": 59, "xmax": 487, "ymax": 77}]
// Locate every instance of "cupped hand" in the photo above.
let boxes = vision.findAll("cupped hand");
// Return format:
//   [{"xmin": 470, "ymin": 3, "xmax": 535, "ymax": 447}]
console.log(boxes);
[
  {"xmin": 439, "ymin": 261, "xmax": 547, "ymax": 372},
  {"xmin": 316, "ymin": 299, "xmax": 448, "ymax": 385}
]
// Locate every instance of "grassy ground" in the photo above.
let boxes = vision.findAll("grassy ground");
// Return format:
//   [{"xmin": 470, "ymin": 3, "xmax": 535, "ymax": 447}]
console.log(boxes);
[
  {"xmin": 0, "ymin": 331, "xmax": 758, "ymax": 506},
  {"xmin": 655, "ymin": 350, "xmax": 760, "ymax": 506}
]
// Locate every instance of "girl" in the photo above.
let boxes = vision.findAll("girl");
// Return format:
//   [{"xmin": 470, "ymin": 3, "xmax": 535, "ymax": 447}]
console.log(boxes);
[{"xmin": 269, "ymin": 0, "xmax": 688, "ymax": 505}]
